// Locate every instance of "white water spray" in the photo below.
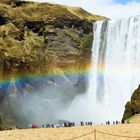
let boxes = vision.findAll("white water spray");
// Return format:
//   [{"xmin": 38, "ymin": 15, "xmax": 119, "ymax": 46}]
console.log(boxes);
[{"xmin": 61, "ymin": 16, "xmax": 140, "ymax": 123}]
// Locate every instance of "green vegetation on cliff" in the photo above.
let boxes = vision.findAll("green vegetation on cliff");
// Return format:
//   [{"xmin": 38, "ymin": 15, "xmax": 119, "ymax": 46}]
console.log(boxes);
[{"xmin": 0, "ymin": 0, "xmax": 107, "ymax": 76}]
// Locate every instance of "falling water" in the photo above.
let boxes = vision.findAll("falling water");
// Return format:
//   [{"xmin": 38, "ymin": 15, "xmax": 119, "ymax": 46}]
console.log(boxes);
[{"xmin": 61, "ymin": 16, "xmax": 140, "ymax": 123}]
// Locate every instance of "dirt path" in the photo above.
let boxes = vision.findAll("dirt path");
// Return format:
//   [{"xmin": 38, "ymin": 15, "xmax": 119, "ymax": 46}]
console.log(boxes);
[{"xmin": 0, "ymin": 124, "xmax": 140, "ymax": 140}]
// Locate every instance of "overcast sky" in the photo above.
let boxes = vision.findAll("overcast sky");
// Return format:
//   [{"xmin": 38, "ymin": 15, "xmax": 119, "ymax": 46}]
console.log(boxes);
[{"xmin": 30, "ymin": 0, "xmax": 140, "ymax": 19}]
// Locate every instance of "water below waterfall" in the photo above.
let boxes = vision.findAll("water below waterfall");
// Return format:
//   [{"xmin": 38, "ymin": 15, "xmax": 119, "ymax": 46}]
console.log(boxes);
[{"xmin": 61, "ymin": 16, "xmax": 140, "ymax": 124}]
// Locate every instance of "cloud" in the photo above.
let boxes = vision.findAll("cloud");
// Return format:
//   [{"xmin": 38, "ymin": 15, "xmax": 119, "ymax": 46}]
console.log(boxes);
[
  {"xmin": 28, "ymin": 0, "xmax": 140, "ymax": 19},
  {"xmin": 91, "ymin": 1, "xmax": 140, "ymax": 19}
]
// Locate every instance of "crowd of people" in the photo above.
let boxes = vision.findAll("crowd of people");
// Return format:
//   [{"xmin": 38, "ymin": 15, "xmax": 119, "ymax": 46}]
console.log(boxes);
[
  {"xmin": 106, "ymin": 121, "xmax": 121, "ymax": 125},
  {"xmin": 27, "ymin": 121, "xmax": 121, "ymax": 129},
  {"xmin": 28, "ymin": 122, "xmax": 76, "ymax": 129}
]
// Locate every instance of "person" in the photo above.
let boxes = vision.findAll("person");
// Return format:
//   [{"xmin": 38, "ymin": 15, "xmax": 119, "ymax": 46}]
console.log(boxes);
[
  {"xmin": 106, "ymin": 121, "xmax": 110, "ymax": 125},
  {"xmin": 51, "ymin": 124, "xmax": 54, "ymax": 128},
  {"xmin": 80, "ymin": 121, "xmax": 84, "ymax": 126},
  {"xmin": 90, "ymin": 122, "xmax": 92, "ymax": 126},
  {"xmin": 32, "ymin": 124, "xmax": 35, "ymax": 128},
  {"xmin": 116, "ymin": 121, "xmax": 118, "ymax": 124},
  {"xmin": 32, "ymin": 124, "xmax": 38, "ymax": 128},
  {"xmin": 72, "ymin": 122, "xmax": 75, "ymax": 127},
  {"xmin": 29, "ymin": 124, "xmax": 32, "ymax": 128},
  {"xmin": 108, "ymin": 121, "xmax": 110, "ymax": 125},
  {"xmin": 64, "ymin": 122, "xmax": 67, "ymax": 127},
  {"xmin": 56, "ymin": 124, "xmax": 59, "ymax": 128}
]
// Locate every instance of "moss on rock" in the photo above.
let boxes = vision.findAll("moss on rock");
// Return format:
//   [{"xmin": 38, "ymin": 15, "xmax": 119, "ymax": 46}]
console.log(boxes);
[{"xmin": 122, "ymin": 85, "xmax": 140, "ymax": 123}]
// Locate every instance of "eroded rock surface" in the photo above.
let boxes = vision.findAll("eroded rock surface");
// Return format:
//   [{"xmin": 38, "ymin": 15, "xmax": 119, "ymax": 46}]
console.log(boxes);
[{"xmin": 122, "ymin": 85, "xmax": 140, "ymax": 123}]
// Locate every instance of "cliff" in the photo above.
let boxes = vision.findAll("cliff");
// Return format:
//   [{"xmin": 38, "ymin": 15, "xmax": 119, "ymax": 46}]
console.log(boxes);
[
  {"xmin": 122, "ymin": 85, "xmax": 140, "ymax": 123},
  {"xmin": 0, "ymin": 0, "xmax": 107, "ymax": 82},
  {"xmin": 0, "ymin": 0, "xmax": 108, "ymax": 127}
]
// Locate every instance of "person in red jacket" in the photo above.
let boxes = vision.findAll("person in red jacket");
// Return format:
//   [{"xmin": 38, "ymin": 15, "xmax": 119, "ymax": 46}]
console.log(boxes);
[{"xmin": 32, "ymin": 124, "xmax": 38, "ymax": 128}]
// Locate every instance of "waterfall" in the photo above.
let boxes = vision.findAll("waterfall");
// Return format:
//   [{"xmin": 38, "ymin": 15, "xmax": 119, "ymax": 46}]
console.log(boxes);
[{"xmin": 61, "ymin": 16, "xmax": 140, "ymax": 123}]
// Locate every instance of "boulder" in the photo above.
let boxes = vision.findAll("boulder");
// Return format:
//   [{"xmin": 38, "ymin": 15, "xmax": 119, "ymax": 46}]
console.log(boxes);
[{"xmin": 122, "ymin": 85, "xmax": 140, "ymax": 123}]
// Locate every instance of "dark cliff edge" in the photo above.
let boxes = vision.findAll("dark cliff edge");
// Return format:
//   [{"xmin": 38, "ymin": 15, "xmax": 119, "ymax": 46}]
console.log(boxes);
[
  {"xmin": 122, "ymin": 85, "xmax": 140, "ymax": 123},
  {"xmin": 0, "ymin": 0, "xmax": 108, "ymax": 127}
]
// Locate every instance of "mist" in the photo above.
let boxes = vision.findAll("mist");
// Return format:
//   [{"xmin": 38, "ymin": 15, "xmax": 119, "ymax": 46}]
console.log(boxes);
[
  {"xmin": 4, "ymin": 74, "xmax": 88, "ymax": 126},
  {"xmin": 59, "ymin": 92, "xmax": 123, "ymax": 124}
]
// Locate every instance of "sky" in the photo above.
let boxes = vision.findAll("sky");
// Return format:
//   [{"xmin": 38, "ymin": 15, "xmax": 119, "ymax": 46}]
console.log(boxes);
[
  {"xmin": 29, "ymin": 0, "xmax": 140, "ymax": 19},
  {"xmin": 115, "ymin": 0, "xmax": 140, "ymax": 3}
]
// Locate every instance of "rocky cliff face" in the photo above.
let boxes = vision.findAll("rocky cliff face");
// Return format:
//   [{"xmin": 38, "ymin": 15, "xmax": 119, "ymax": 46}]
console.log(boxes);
[
  {"xmin": 122, "ymin": 85, "xmax": 140, "ymax": 123},
  {"xmin": 0, "ymin": 1, "xmax": 107, "ymax": 127},
  {"xmin": 0, "ymin": 1, "xmax": 107, "ymax": 85}
]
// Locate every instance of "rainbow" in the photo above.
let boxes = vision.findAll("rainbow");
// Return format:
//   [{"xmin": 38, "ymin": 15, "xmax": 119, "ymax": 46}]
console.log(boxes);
[{"xmin": 0, "ymin": 64, "xmax": 91, "ymax": 92}]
